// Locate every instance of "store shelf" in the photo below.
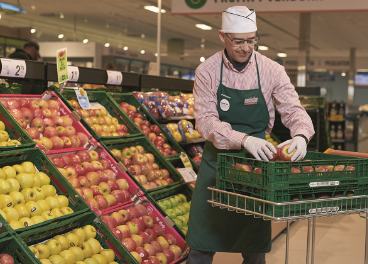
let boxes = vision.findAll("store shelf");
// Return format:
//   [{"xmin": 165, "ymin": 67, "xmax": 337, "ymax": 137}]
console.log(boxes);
[
  {"xmin": 332, "ymin": 139, "xmax": 345, "ymax": 143},
  {"xmin": 140, "ymin": 74, "xmax": 194, "ymax": 92}
]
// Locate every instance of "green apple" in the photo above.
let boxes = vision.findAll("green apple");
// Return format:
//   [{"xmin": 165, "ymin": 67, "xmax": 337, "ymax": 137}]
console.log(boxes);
[
  {"xmin": 21, "ymin": 162, "xmax": 36, "ymax": 174},
  {"xmin": 41, "ymin": 185, "xmax": 57, "ymax": 197},
  {"xmin": 178, "ymin": 193, "xmax": 187, "ymax": 203},
  {"xmin": 0, "ymin": 209, "xmax": 7, "ymax": 221},
  {"xmin": 45, "ymin": 196, "xmax": 61, "ymax": 209},
  {"xmin": 0, "ymin": 179, "xmax": 11, "ymax": 194},
  {"xmin": 12, "ymin": 164, "xmax": 25, "ymax": 174},
  {"xmin": 33, "ymin": 174, "xmax": 41, "ymax": 187},
  {"xmin": 31, "ymin": 215, "xmax": 45, "ymax": 224},
  {"xmin": 60, "ymin": 249, "xmax": 77, "ymax": 264},
  {"xmin": 0, "ymin": 168, "xmax": 6, "ymax": 179},
  {"xmin": 46, "ymin": 239, "xmax": 62, "ymax": 255},
  {"xmin": 25, "ymin": 201, "xmax": 42, "ymax": 217},
  {"xmin": 64, "ymin": 232, "xmax": 80, "ymax": 248},
  {"xmin": 37, "ymin": 172, "xmax": 50, "ymax": 186},
  {"xmin": 176, "ymin": 215, "xmax": 188, "ymax": 226},
  {"xmin": 69, "ymin": 246, "xmax": 85, "ymax": 262},
  {"xmin": 177, "ymin": 205, "xmax": 187, "ymax": 214},
  {"xmin": 162, "ymin": 199, "xmax": 172, "ymax": 209},
  {"xmin": 174, "ymin": 195, "xmax": 182, "ymax": 205},
  {"xmin": 60, "ymin": 207, "xmax": 74, "ymax": 215},
  {"xmin": 41, "ymin": 211, "xmax": 55, "ymax": 221},
  {"xmin": 100, "ymin": 249, "xmax": 115, "ymax": 263},
  {"xmin": 83, "ymin": 225, "xmax": 97, "ymax": 240},
  {"xmin": 0, "ymin": 194, "xmax": 13, "ymax": 208},
  {"xmin": 182, "ymin": 202, "xmax": 190, "ymax": 213},
  {"xmin": 9, "ymin": 191, "xmax": 25, "ymax": 205},
  {"xmin": 33, "ymin": 187, "xmax": 45, "ymax": 201},
  {"xmin": 86, "ymin": 238, "xmax": 101, "ymax": 254},
  {"xmin": 2, "ymin": 166, "xmax": 16, "ymax": 179},
  {"xmin": 72, "ymin": 228, "xmax": 86, "ymax": 245},
  {"xmin": 35, "ymin": 243, "xmax": 51, "ymax": 259},
  {"xmin": 38, "ymin": 200, "xmax": 51, "ymax": 212},
  {"xmin": 182, "ymin": 225, "xmax": 188, "ymax": 232},
  {"xmin": 56, "ymin": 195, "xmax": 69, "ymax": 208},
  {"xmin": 29, "ymin": 246, "xmax": 40, "ymax": 258},
  {"xmin": 81, "ymin": 242, "xmax": 93, "ymax": 258},
  {"xmin": 173, "ymin": 207, "xmax": 184, "ymax": 217},
  {"xmin": 173, "ymin": 219, "xmax": 183, "ymax": 229},
  {"xmin": 48, "ymin": 255, "xmax": 65, "ymax": 264},
  {"xmin": 19, "ymin": 216, "xmax": 35, "ymax": 228},
  {"xmin": 54, "ymin": 235, "xmax": 69, "ymax": 251},
  {"xmin": 92, "ymin": 254, "xmax": 107, "ymax": 264},
  {"xmin": 169, "ymin": 197, "xmax": 177, "ymax": 208},
  {"xmin": 7, "ymin": 178, "xmax": 20, "ymax": 192},
  {"xmin": 157, "ymin": 201, "xmax": 167, "ymax": 211},
  {"xmin": 16, "ymin": 173, "xmax": 34, "ymax": 189},
  {"xmin": 21, "ymin": 188, "xmax": 37, "ymax": 203},
  {"xmin": 84, "ymin": 258, "xmax": 99, "ymax": 264},
  {"xmin": 165, "ymin": 209, "xmax": 177, "ymax": 219},
  {"xmin": 3, "ymin": 207, "xmax": 19, "ymax": 221},
  {"xmin": 51, "ymin": 208, "xmax": 64, "ymax": 218}
]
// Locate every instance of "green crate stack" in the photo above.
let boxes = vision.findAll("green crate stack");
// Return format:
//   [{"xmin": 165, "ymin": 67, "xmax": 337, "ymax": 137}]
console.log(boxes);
[
  {"xmin": 101, "ymin": 136, "xmax": 186, "ymax": 193},
  {"xmin": 147, "ymin": 183, "xmax": 193, "ymax": 238},
  {"xmin": 0, "ymin": 234, "xmax": 40, "ymax": 264},
  {"xmin": 108, "ymin": 92, "xmax": 184, "ymax": 159},
  {"xmin": 0, "ymin": 148, "xmax": 90, "ymax": 234},
  {"xmin": 18, "ymin": 211, "xmax": 137, "ymax": 264},
  {"xmin": 49, "ymin": 88, "xmax": 143, "ymax": 142},
  {"xmin": 0, "ymin": 83, "xmax": 22, "ymax": 94},
  {"xmin": 215, "ymin": 152, "xmax": 368, "ymax": 218},
  {"xmin": 0, "ymin": 103, "xmax": 36, "ymax": 151}
]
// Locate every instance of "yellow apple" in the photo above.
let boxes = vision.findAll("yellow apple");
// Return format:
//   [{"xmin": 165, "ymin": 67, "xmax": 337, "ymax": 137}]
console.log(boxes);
[
  {"xmin": 0, "ymin": 194, "xmax": 13, "ymax": 208},
  {"xmin": 54, "ymin": 235, "xmax": 69, "ymax": 251},
  {"xmin": 0, "ymin": 179, "xmax": 11, "ymax": 194},
  {"xmin": 6, "ymin": 178, "xmax": 20, "ymax": 192},
  {"xmin": 39, "ymin": 259, "xmax": 52, "ymax": 264},
  {"xmin": 0, "ymin": 209, "xmax": 7, "ymax": 221},
  {"xmin": 75, "ymin": 261, "xmax": 87, "ymax": 264},
  {"xmin": 56, "ymin": 195, "xmax": 69, "ymax": 208},
  {"xmin": 0, "ymin": 168, "xmax": 6, "ymax": 179},
  {"xmin": 35, "ymin": 244, "xmax": 51, "ymax": 259},
  {"xmin": 84, "ymin": 258, "xmax": 99, "ymax": 264},
  {"xmin": 33, "ymin": 187, "xmax": 46, "ymax": 201},
  {"xmin": 83, "ymin": 225, "xmax": 97, "ymax": 240},
  {"xmin": 45, "ymin": 196, "xmax": 60, "ymax": 209},
  {"xmin": 16, "ymin": 173, "xmax": 34, "ymax": 189},
  {"xmin": 21, "ymin": 162, "xmax": 36, "ymax": 174},
  {"xmin": 41, "ymin": 185, "xmax": 57, "ymax": 197},
  {"xmin": 31, "ymin": 215, "xmax": 45, "ymax": 224},
  {"xmin": 41, "ymin": 211, "xmax": 55, "ymax": 221},
  {"xmin": 19, "ymin": 217, "xmax": 35, "ymax": 228},
  {"xmin": 86, "ymin": 238, "xmax": 101, "ymax": 255},
  {"xmin": 25, "ymin": 201, "xmax": 42, "ymax": 217},
  {"xmin": 12, "ymin": 164, "xmax": 25, "ymax": 174},
  {"xmin": 36, "ymin": 172, "xmax": 50, "ymax": 186},
  {"xmin": 45, "ymin": 239, "xmax": 62, "ymax": 255},
  {"xmin": 3, "ymin": 207, "xmax": 19, "ymax": 221},
  {"xmin": 92, "ymin": 254, "xmax": 107, "ymax": 264},
  {"xmin": 33, "ymin": 174, "xmax": 41, "ymax": 187},
  {"xmin": 9, "ymin": 191, "xmax": 25, "ymax": 205},
  {"xmin": 60, "ymin": 207, "xmax": 74, "ymax": 215},
  {"xmin": 2, "ymin": 166, "xmax": 16, "ymax": 179},
  {"xmin": 29, "ymin": 246, "xmax": 40, "ymax": 258},
  {"xmin": 60, "ymin": 250, "xmax": 77, "ymax": 264},
  {"xmin": 64, "ymin": 232, "xmax": 80, "ymax": 248},
  {"xmin": 21, "ymin": 188, "xmax": 37, "ymax": 202},
  {"xmin": 48, "ymin": 255, "xmax": 66, "ymax": 264},
  {"xmin": 9, "ymin": 221, "xmax": 23, "ymax": 229},
  {"xmin": 51, "ymin": 208, "xmax": 63, "ymax": 218},
  {"xmin": 72, "ymin": 228, "xmax": 86, "ymax": 245},
  {"xmin": 38, "ymin": 200, "xmax": 51, "ymax": 212},
  {"xmin": 0, "ymin": 121, "xmax": 4, "ymax": 130},
  {"xmin": 81, "ymin": 242, "xmax": 93, "ymax": 258},
  {"xmin": 14, "ymin": 204, "xmax": 30, "ymax": 218},
  {"xmin": 69, "ymin": 246, "xmax": 85, "ymax": 261},
  {"xmin": 100, "ymin": 249, "xmax": 115, "ymax": 263}
]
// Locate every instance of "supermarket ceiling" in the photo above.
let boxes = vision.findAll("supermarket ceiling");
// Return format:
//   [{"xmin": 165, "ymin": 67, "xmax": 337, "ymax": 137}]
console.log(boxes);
[{"xmin": 1, "ymin": 0, "xmax": 368, "ymax": 67}]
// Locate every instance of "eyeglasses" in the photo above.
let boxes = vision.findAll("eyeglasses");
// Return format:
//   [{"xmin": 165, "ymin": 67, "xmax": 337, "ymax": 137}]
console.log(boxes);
[{"xmin": 224, "ymin": 33, "xmax": 259, "ymax": 47}]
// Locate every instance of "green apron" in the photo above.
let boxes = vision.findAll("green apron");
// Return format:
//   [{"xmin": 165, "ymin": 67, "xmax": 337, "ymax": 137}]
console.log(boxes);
[{"xmin": 186, "ymin": 54, "xmax": 272, "ymax": 253}]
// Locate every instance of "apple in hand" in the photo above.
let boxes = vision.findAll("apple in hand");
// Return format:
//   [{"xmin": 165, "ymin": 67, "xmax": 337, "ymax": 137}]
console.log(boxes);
[
  {"xmin": 280, "ymin": 144, "xmax": 297, "ymax": 161},
  {"xmin": 269, "ymin": 147, "xmax": 280, "ymax": 162}
]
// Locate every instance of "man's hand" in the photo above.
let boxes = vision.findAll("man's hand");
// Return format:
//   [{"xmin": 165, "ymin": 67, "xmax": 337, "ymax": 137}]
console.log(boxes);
[
  {"xmin": 243, "ymin": 136, "xmax": 277, "ymax": 161},
  {"xmin": 278, "ymin": 136, "xmax": 307, "ymax": 161}
]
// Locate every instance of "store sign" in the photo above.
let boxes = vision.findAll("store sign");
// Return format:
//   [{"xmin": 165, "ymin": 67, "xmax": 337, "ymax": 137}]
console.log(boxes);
[
  {"xmin": 56, "ymin": 48, "xmax": 68, "ymax": 84},
  {"xmin": 0, "ymin": 58, "xmax": 26, "ymax": 78},
  {"xmin": 282, "ymin": 58, "xmax": 351, "ymax": 70},
  {"xmin": 172, "ymin": 0, "xmax": 368, "ymax": 14},
  {"xmin": 68, "ymin": 66, "xmax": 79, "ymax": 82}
]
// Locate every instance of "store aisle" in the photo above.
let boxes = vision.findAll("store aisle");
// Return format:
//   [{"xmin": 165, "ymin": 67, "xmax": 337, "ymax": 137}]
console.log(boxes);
[{"xmin": 208, "ymin": 214, "xmax": 366, "ymax": 264}]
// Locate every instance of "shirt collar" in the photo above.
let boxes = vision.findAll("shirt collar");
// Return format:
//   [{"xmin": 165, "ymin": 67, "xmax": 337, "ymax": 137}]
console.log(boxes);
[{"xmin": 222, "ymin": 49, "xmax": 254, "ymax": 73}]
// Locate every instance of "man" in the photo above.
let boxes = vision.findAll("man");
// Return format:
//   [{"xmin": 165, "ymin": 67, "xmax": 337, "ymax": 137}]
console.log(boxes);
[
  {"xmin": 186, "ymin": 6, "xmax": 314, "ymax": 264},
  {"xmin": 9, "ymin": 41, "xmax": 40, "ymax": 61}
]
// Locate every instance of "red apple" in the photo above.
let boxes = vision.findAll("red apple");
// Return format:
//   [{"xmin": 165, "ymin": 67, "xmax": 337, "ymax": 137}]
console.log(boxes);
[
  {"xmin": 60, "ymin": 154, "xmax": 73, "ymax": 166},
  {"xmin": 143, "ymin": 243, "xmax": 156, "ymax": 257},
  {"xmin": 0, "ymin": 99, "xmax": 8, "ymax": 109},
  {"xmin": 73, "ymin": 164, "xmax": 86, "ymax": 176},
  {"xmin": 152, "ymin": 224, "xmax": 164, "ymax": 236},
  {"xmin": 77, "ymin": 176, "xmax": 91, "ymax": 188},
  {"xmin": 42, "ymin": 108, "xmax": 52, "ymax": 118},
  {"xmin": 94, "ymin": 195, "xmax": 108, "ymax": 210},
  {"xmin": 28, "ymin": 99, "xmax": 39, "ymax": 109},
  {"xmin": 86, "ymin": 172, "xmax": 100, "ymax": 186},
  {"xmin": 77, "ymin": 132, "xmax": 89, "ymax": 147},
  {"xmin": 38, "ymin": 99, "xmax": 48, "ymax": 109},
  {"xmin": 101, "ymin": 215, "xmax": 118, "ymax": 229},
  {"xmin": 19, "ymin": 108, "xmax": 33, "ymax": 123},
  {"xmin": 107, "ymin": 181, "xmax": 120, "ymax": 192},
  {"xmin": 127, "ymin": 207, "xmax": 140, "ymax": 219},
  {"xmin": 147, "ymin": 212, "xmax": 159, "ymax": 225},
  {"xmin": 26, "ymin": 127, "xmax": 40, "ymax": 139},
  {"xmin": 122, "ymin": 238, "xmax": 137, "ymax": 252},
  {"xmin": 31, "ymin": 118, "xmax": 45, "ymax": 133},
  {"xmin": 100, "ymin": 159, "xmax": 111, "ymax": 170},
  {"xmin": 81, "ymin": 187, "xmax": 93, "ymax": 199},
  {"xmin": 7, "ymin": 99, "xmax": 19, "ymax": 110},
  {"xmin": 110, "ymin": 227, "xmax": 123, "ymax": 241},
  {"xmin": 164, "ymin": 234, "xmax": 176, "ymax": 245},
  {"xmin": 111, "ymin": 190, "xmax": 126, "ymax": 204},
  {"xmin": 44, "ymin": 127, "xmax": 59, "ymax": 138},
  {"xmin": 68, "ymin": 177, "xmax": 81, "ymax": 188},
  {"xmin": 162, "ymin": 249, "xmax": 175, "ymax": 263},
  {"xmin": 97, "ymin": 171, "xmax": 108, "ymax": 183},
  {"xmin": 43, "ymin": 118, "xmax": 56, "ymax": 128},
  {"xmin": 280, "ymin": 144, "xmax": 297, "ymax": 161},
  {"xmin": 136, "ymin": 247, "xmax": 149, "ymax": 261},
  {"xmin": 51, "ymin": 157, "xmax": 65, "ymax": 168},
  {"xmin": 49, "ymin": 108, "xmax": 60, "ymax": 117},
  {"xmin": 18, "ymin": 98, "xmax": 29, "ymax": 108},
  {"xmin": 50, "ymin": 136, "xmax": 64, "ymax": 150},
  {"xmin": 85, "ymin": 198, "xmax": 98, "ymax": 209},
  {"xmin": 132, "ymin": 218, "xmax": 145, "ymax": 232},
  {"xmin": 65, "ymin": 126, "xmax": 76, "ymax": 136},
  {"xmin": 69, "ymin": 135, "xmax": 81, "ymax": 148},
  {"xmin": 121, "ymin": 158, "xmax": 132, "ymax": 168},
  {"xmin": 61, "ymin": 136, "xmax": 72, "ymax": 148},
  {"xmin": 144, "ymin": 228, "xmax": 157, "ymax": 242},
  {"xmin": 77, "ymin": 150, "xmax": 91, "ymax": 162},
  {"xmin": 150, "ymin": 240, "xmax": 163, "ymax": 253},
  {"xmin": 103, "ymin": 169, "xmax": 116, "ymax": 181},
  {"xmin": 69, "ymin": 154, "xmax": 81, "ymax": 164}
]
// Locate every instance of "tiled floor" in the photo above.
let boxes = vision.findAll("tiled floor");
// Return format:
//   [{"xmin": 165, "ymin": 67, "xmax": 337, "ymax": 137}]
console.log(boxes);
[{"xmin": 187, "ymin": 214, "xmax": 367, "ymax": 264}]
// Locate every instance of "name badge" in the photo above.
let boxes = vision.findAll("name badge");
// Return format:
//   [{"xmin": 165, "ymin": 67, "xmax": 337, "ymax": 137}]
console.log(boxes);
[
  {"xmin": 244, "ymin": 97, "xmax": 258, "ymax": 105},
  {"xmin": 220, "ymin": 99, "xmax": 230, "ymax": 111}
]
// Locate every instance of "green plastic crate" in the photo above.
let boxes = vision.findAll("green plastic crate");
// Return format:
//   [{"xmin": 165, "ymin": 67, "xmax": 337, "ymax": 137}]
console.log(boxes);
[
  {"xmin": 0, "ymin": 148, "xmax": 90, "ymax": 234},
  {"xmin": 0, "ymin": 103, "xmax": 36, "ymax": 151},
  {"xmin": 147, "ymin": 183, "xmax": 193, "ymax": 238},
  {"xmin": 299, "ymin": 96, "xmax": 326, "ymax": 109},
  {"xmin": 0, "ymin": 83, "xmax": 22, "ymax": 94},
  {"xmin": 0, "ymin": 235, "xmax": 39, "ymax": 264},
  {"xmin": 166, "ymin": 155, "xmax": 200, "ymax": 173},
  {"xmin": 18, "ymin": 211, "xmax": 134, "ymax": 264},
  {"xmin": 108, "ymin": 92, "xmax": 185, "ymax": 159},
  {"xmin": 101, "ymin": 136, "xmax": 185, "ymax": 193},
  {"xmin": 50, "ymin": 89, "xmax": 143, "ymax": 142}
]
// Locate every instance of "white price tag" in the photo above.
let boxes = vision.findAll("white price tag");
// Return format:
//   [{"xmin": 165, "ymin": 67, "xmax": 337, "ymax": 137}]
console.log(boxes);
[
  {"xmin": 309, "ymin": 181, "xmax": 339, "ymax": 188},
  {"xmin": 68, "ymin": 66, "xmax": 79, "ymax": 82},
  {"xmin": 177, "ymin": 167, "xmax": 197, "ymax": 183},
  {"xmin": 0, "ymin": 58, "xmax": 26, "ymax": 78},
  {"xmin": 106, "ymin": 70, "xmax": 123, "ymax": 85},
  {"xmin": 309, "ymin": 207, "xmax": 339, "ymax": 214}
]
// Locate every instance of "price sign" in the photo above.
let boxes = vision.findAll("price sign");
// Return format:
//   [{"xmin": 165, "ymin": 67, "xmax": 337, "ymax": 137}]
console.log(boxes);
[
  {"xmin": 56, "ymin": 48, "xmax": 68, "ymax": 84},
  {"xmin": 180, "ymin": 152, "xmax": 193, "ymax": 168},
  {"xmin": 177, "ymin": 167, "xmax": 197, "ymax": 183},
  {"xmin": 0, "ymin": 58, "xmax": 26, "ymax": 78},
  {"xmin": 106, "ymin": 70, "xmax": 123, "ymax": 85},
  {"xmin": 68, "ymin": 66, "xmax": 79, "ymax": 82},
  {"xmin": 75, "ymin": 88, "xmax": 90, "ymax": 109}
]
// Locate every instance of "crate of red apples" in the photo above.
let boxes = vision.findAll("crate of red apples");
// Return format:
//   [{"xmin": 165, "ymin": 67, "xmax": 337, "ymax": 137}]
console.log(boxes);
[
  {"xmin": 47, "ymin": 145, "xmax": 144, "ymax": 215},
  {"xmin": 97, "ymin": 197, "xmax": 187, "ymax": 264},
  {"xmin": 0, "ymin": 91, "xmax": 97, "ymax": 154}
]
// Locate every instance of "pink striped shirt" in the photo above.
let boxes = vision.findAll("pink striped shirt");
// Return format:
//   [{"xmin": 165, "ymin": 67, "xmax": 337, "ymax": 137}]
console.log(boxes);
[{"xmin": 193, "ymin": 50, "xmax": 315, "ymax": 150}]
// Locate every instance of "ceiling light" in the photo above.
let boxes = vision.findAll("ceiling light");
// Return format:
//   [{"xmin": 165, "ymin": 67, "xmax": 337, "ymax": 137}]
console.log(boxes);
[
  {"xmin": 201, "ymin": 39, "xmax": 206, "ymax": 43},
  {"xmin": 59, "ymin": 13, "xmax": 64, "ymax": 19},
  {"xmin": 155, "ymin": 53, "xmax": 158, "ymax": 57},
  {"xmin": 341, "ymin": 72, "xmax": 346, "ymax": 77},
  {"xmin": 105, "ymin": 43, "xmax": 110, "ymax": 47},
  {"xmin": 31, "ymin": 6, "xmax": 36, "ymax": 9},
  {"xmin": 124, "ymin": 46, "xmax": 128, "ymax": 51},
  {"xmin": 196, "ymin": 24, "xmax": 212, "ymax": 30},
  {"xmin": 30, "ymin": 28, "xmax": 36, "ymax": 33},
  {"xmin": 58, "ymin": 34, "xmax": 64, "ymax": 39},
  {"xmin": 83, "ymin": 39, "xmax": 88, "ymax": 44},
  {"xmin": 200, "ymin": 44, "xmax": 205, "ymax": 48},
  {"xmin": 200, "ymin": 57, "xmax": 205, "ymax": 62},
  {"xmin": 141, "ymin": 34, "xmax": 145, "ymax": 39},
  {"xmin": 141, "ymin": 50, "xmax": 145, "ymax": 54},
  {"xmin": 258, "ymin": 46, "xmax": 268, "ymax": 51},
  {"xmin": 277, "ymin": 53, "xmax": 287, "ymax": 57},
  {"xmin": 144, "ymin": 6, "xmax": 166, "ymax": 13}
]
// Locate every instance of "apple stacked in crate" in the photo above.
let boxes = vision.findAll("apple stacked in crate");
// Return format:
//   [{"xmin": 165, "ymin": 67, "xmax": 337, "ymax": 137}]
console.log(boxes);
[
  {"xmin": 0, "ymin": 254, "xmax": 14, "ymax": 263},
  {"xmin": 110, "ymin": 144, "xmax": 175, "ymax": 190},
  {"xmin": 100, "ymin": 202, "xmax": 185, "ymax": 264},
  {"xmin": 157, "ymin": 194, "xmax": 190, "ymax": 235},
  {"xmin": 0, "ymin": 161, "xmax": 74, "ymax": 230},
  {"xmin": 28, "ymin": 225, "xmax": 119, "ymax": 264},
  {"xmin": 180, "ymin": 93, "xmax": 194, "ymax": 116},
  {"xmin": 68, "ymin": 100, "xmax": 130, "ymax": 137},
  {"xmin": 0, "ymin": 97, "xmax": 93, "ymax": 151},
  {"xmin": 186, "ymin": 144, "xmax": 203, "ymax": 167},
  {"xmin": 49, "ymin": 150, "xmax": 133, "ymax": 211},
  {"xmin": 0, "ymin": 120, "xmax": 21, "ymax": 147},
  {"xmin": 166, "ymin": 120, "xmax": 201, "ymax": 143}
]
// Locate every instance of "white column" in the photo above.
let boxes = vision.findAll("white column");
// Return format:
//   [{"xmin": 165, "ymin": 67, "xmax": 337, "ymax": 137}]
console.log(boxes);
[
  {"xmin": 297, "ymin": 13, "xmax": 311, "ymax": 87},
  {"xmin": 347, "ymin": 48, "xmax": 356, "ymax": 106},
  {"xmin": 156, "ymin": 0, "xmax": 162, "ymax": 76}
]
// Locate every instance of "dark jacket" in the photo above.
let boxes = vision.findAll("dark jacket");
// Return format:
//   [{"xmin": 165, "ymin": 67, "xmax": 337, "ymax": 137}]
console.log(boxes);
[{"xmin": 8, "ymin": 49, "xmax": 33, "ymax": 60}]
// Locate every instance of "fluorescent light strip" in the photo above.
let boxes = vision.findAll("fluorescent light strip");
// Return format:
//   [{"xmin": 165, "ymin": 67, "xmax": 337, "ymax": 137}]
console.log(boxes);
[
  {"xmin": 277, "ymin": 53, "xmax": 287, "ymax": 58},
  {"xmin": 144, "ymin": 6, "xmax": 166, "ymax": 13},
  {"xmin": 258, "ymin": 46, "xmax": 268, "ymax": 51},
  {"xmin": 196, "ymin": 24, "xmax": 212, "ymax": 30}
]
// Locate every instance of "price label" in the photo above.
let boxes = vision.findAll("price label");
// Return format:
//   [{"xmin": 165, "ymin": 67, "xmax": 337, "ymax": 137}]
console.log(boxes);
[
  {"xmin": 106, "ymin": 70, "xmax": 123, "ymax": 85},
  {"xmin": 180, "ymin": 152, "xmax": 193, "ymax": 168},
  {"xmin": 0, "ymin": 58, "xmax": 26, "ymax": 78},
  {"xmin": 177, "ymin": 167, "xmax": 197, "ymax": 183},
  {"xmin": 56, "ymin": 48, "xmax": 68, "ymax": 84},
  {"xmin": 68, "ymin": 66, "xmax": 79, "ymax": 82},
  {"xmin": 75, "ymin": 88, "xmax": 90, "ymax": 109}
]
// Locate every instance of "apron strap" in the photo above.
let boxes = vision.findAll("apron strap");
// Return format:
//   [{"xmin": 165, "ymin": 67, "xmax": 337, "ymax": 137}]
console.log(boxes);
[
  {"xmin": 254, "ymin": 54, "xmax": 261, "ymax": 90},
  {"xmin": 220, "ymin": 57, "xmax": 224, "ymax": 85}
]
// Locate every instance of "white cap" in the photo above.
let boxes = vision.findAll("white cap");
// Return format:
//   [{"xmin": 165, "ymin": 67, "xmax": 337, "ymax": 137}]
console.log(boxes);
[{"xmin": 222, "ymin": 6, "xmax": 257, "ymax": 34}]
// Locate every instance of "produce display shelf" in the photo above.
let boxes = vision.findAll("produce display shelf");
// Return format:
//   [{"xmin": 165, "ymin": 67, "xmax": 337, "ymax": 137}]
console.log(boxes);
[
  {"xmin": 0, "ymin": 148, "xmax": 90, "ymax": 234},
  {"xmin": 0, "ymin": 234, "xmax": 40, "ymax": 264},
  {"xmin": 101, "ymin": 136, "xmax": 186, "ymax": 194},
  {"xmin": 178, "ymin": 138, "xmax": 206, "ymax": 146},
  {"xmin": 50, "ymin": 89, "xmax": 143, "ymax": 142},
  {"xmin": 157, "ymin": 116, "xmax": 195, "ymax": 123},
  {"xmin": 166, "ymin": 155, "xmax": 200, "ymax": 174},
  {"xmin": 0, "ymin": 91, "xmax": 98, "ymax": 154}
]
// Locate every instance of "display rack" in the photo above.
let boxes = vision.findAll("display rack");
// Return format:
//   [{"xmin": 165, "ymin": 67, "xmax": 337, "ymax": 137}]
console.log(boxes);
[{"xmin": 140, "ymin": 74, "xmax": 194, "ymax": 92}]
